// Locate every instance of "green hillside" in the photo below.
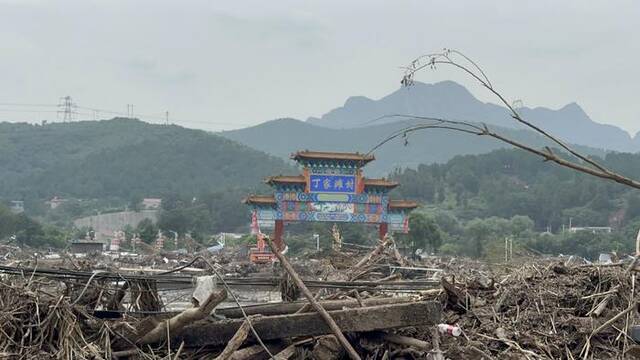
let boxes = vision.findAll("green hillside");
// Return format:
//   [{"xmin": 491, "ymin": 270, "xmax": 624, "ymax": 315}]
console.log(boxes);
[
  {"xmin": 389, "ymin": 149, "xmax": 640, "ymax": 259},
  {"xmin": 221, "ymin": 118, "xmax": 605, "ymax": 176},
  {"xmin": 0, "ymin": 119, "xmax": 296, "ymax": 201}
]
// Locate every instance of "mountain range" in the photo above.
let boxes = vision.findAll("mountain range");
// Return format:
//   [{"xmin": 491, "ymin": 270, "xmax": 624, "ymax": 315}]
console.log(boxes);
[
  {"xmin": 306, "ymin": 81, "xmax": 639, "ymax": 152},
  {"xmin": 1, "ymin": 80, "xmax": 635, "ymax": 202},
  {"xmin": 222, "ymin": 117, "xmax": 603, "ymax": 176},
  {"xmin": 221, "ymin": 80, "xmax": 637, "ymax": 174}
]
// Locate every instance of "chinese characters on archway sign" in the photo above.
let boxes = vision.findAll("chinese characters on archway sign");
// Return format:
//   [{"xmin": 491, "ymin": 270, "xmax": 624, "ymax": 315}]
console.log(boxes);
[{"xmin": 309, "ymin": 174, "xmax": 356, "ymax": 193}]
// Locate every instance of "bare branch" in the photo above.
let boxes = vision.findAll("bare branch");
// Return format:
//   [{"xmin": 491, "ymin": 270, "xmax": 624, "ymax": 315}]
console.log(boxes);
[
  {"xmin": 370, "ymin": 50, "xmax": 640, "ymax": 189},
  {"xmin": 368, "ymin": 118, "xmax": 640, "ymax": 190},
  {"xmin": 401, "ymin": 49, "xmax": 613, "ymax": 175}
]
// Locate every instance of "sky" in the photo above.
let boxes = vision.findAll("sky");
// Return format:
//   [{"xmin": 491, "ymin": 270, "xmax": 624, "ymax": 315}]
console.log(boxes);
[{"xmin": 0, "ymin": 0, "xmax": 638, "ymax": 134}]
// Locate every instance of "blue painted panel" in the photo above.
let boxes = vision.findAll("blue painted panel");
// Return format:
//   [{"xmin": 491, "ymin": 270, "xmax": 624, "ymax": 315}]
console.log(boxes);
[
  {"xmin": 275, "ymin": 191, "xmax": 387, "ymax": 205},
  {"xmin": 309, "ymin": 174, "xmax": 356, "ymax": 193}
]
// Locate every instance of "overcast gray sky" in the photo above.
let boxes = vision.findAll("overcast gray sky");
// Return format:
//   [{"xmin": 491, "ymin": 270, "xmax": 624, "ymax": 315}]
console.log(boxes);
[{"xmin": 1, "ymin": 0, "xmax": 638, "ymax": 134}]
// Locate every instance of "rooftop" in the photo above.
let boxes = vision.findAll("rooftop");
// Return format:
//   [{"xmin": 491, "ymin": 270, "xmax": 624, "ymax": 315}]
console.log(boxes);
[
  {"xmin": 291, "ymin": 150, "xmax": 375, "ymax": 164},
  {"xmin": 363, "ymin": 178, "xmax": 399, "ymax": 188},
  {"xmin": 265, "ymin": 175, "xmax": 305, "ymax": 185},
  {"xmin": 389, "ymin": 200, "xmax": 419, "ymax": 210},
  {"xmin": 243, "ymin": 195, "xmax": 276, "ymax": 205}
]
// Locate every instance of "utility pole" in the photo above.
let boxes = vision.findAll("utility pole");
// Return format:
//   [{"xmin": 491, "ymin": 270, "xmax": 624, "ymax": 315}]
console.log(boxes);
[
  {"xmin": 57, "ymin": 96, "xmax": 76, "ymax": 122},
  {"xmin": 165, "ymin": 110, "xmax": 169, "ymax": 125}
]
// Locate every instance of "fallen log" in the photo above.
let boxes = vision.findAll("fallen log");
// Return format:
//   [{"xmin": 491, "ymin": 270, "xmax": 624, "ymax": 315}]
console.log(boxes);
[
  {"xmin": 273, "ymin": 345, "xmax": 297, "ymax": 360},
  {"xmin": 174, "ymin": 301, "xmax": 441, "ymax": 347},
  {"xmin": 383, "ymin": 333, "xmax": 430, "ymax": 350},
  {"xmin": 216, "ymin": 297, "xmax": 412, "ymax": 318},
  {"xmin": 266, "ymin": 236, "xmax": 361, "ymax": 360},
  {"xmin": 215, "ymin": 319, "xmax": 252, "ymax": 360},
  {"xmin": 229, "ymin": 343, "xmax": 287, "ymax": 360},
  {"xmin": 91, "ymin": 294, "xmax": 418, "ymax": 320},
  {"xmin": 229, "ymin": 345, "xmax": 265, "ymax": 360},
  {"xmin": 138, "ymin": 288, "xmax": 227, "ymax": 344}
]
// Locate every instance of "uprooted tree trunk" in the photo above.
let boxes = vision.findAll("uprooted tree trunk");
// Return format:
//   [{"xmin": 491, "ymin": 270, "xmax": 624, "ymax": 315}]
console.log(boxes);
[{"xmin": 137, "ymin": 288, "xmax": 227, "ymax": 344}]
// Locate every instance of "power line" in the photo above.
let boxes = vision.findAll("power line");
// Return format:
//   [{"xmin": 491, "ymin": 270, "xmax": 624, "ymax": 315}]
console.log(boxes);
[
  {"xmin": 57, "ymin": 96, "xmax": 77, "ymax": 122},
  {"xmin": 0, "ymin": 102, "xmax": 57, "ymax": 108},
  {"xmin": 0, "ymin": 109, "xmax": 59, "ymax": 113},
  {"xmin": 0, "ymin": 97, "xmax": 257, "ymax": 129}
]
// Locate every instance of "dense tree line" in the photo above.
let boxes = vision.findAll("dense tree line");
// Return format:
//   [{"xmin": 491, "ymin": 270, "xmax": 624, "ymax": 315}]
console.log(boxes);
[
  {"xmin": 390, "ymin": 149, "xmax": 640, "ymax": 231},
  {"xmin": 0, "ymin": 204, "xmax": 66, "ymax": 248},
  {"xmin": 3, "ymin": 119, "xmax": 638, "ymax": 260},
  {"xmin": 154, "ymin": 188, "xmax": 252, "ymax": 241},
  {"xmin": 397, "ymin": 209, "xmax": 639, "ymax": 261},
  {"xmin": 143, "ymin": 148, "xmax": 640, "ymax": 260},
  {"xmin": 387, "ymin": 149, "xmax": 640, "ymax": 260}
]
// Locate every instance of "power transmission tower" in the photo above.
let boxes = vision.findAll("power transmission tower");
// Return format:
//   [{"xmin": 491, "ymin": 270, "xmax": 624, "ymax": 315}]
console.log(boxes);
[
  {"xmin": 57, "ymin": 96, "xmax": 77, "ymax": 122},
  {"xmin": 126, "ymin": 104, "xmax": 134, "ymax": 118}
]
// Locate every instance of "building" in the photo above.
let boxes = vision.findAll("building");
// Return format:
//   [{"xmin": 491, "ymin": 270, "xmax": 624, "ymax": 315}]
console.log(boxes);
[
  {"xmin": 48, "ymin": 196, "xmax": 66, "ymax": 209},
  {"xmin": 70, "ymin": 240, "xmax": 104, "ymax": 254},
  {"xmin": 9, "ymin": 200, "xmax": 24, "ymax": 214},
  {"xmin": 142, "ymin": 198, "xmax": 162, "ymax": 210},
  {"xmin": 244, "ymin": 150, "xmax": 418, "ymax": 250},
  {"xmin": 568, "ymin": 226, "xmax": 612, "ymax": 234}
]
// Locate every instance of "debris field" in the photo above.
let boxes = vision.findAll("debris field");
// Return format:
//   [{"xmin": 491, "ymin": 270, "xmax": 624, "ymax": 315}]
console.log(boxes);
[{"xmin": 0, "ymin": 237, "xmax": 638, "ymax": 360}]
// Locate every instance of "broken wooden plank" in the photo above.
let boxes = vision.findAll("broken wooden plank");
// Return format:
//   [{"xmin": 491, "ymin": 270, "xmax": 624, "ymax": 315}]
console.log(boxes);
[
  {"xmin": 216, "ymin": 296, "xmax": 413, "ymax": 318},
  {"xmin": 267, "ymin": 236, "xmax": 361, "ymax": 360},
  {"xmin": 90, "ymin": 297, "xmax": 415, "ymax": 320},
  {"xmin": 174, "ymin": 301, "xmax": 441, "ymax": 347}
]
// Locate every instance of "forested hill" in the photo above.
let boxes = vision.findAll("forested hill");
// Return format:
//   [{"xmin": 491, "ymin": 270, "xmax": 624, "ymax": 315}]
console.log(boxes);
[
  {"xmin": 390, "ymin": 148, "xmax": 640, "ymax": 231},
  {"xmin": 222, "ymin": 118, "xmax": 604, "ymax": 176},
  {"xmin": 0, "ymin": 119, "xmax": 295, "ymax": 200}
]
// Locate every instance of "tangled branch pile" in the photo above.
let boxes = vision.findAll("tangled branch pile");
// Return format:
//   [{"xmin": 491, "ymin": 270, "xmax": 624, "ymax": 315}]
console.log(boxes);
[
  {"xmin": 429, "ymin": 260, "xmax": 640, "ymax": 359},
  {"xmin": 0, "ymin": 280, "xmax": 109, "ymax": 359}
]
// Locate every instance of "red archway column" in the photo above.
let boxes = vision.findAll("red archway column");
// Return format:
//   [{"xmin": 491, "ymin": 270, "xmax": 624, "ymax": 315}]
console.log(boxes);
[
  {"xmin": 379, "ymin": 223, "xmax": 388, "ymax": 240},
  {"xmin": 273, "ymin": 219, "xmax": 285, "ymax": 251}
]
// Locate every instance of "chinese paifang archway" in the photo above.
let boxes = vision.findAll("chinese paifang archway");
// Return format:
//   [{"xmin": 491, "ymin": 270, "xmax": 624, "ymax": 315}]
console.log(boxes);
[{"xmin": 244, "ymin": 150, "xmax": 418, "ymax": 252}]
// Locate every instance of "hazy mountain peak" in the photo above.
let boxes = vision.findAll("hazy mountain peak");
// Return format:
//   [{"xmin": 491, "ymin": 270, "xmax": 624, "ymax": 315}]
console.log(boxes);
[
  {"xmin": 557, "ymin": 102, "xmax": 587, "ymax": 115},
  {"xmin": 344, "ymin": 95, "xmax": 374, "ymax": 107},
  {"xmin": 305, "ymin": 81, "xmax": 636, "ymax": 152}
]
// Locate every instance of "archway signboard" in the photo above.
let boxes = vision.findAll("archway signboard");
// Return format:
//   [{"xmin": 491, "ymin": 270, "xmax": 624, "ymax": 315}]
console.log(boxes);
[{"xmin": 244, "ymin": 150, "xmax": 418, "ymax": 252}]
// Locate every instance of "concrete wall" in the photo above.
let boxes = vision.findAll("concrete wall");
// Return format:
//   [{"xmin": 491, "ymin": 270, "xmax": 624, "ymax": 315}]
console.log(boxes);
[{"xmin": 73, "ymin": 210, "xmax": 159, "ymax": 242}]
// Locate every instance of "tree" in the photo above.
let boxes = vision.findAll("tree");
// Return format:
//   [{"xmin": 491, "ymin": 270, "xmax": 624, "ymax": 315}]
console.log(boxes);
[
  {"xmin": 129, "ymin": 194, "xmax": 143, "ymax": 212},
  {"xmin": 562, "ymin": 207, "xmax": 607, "ymax": 227},
  {"xmin": 136, "ymin": 218, "xmax": 158, "ymax": 244},
  {"xmin": 626, "ymin": 194, "xmax": 640, "ymax": 221},
  {"xmin": 408, "ymin": 212, "xmax": 443, "ymax": 254},
  {"xmin": 510, "ymin": 215, "xmax": 534, "ymax": 237},
  {"xmin": 464, "ymin": 218, "xmax": 492, "ymax": 258}
]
